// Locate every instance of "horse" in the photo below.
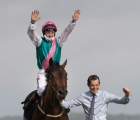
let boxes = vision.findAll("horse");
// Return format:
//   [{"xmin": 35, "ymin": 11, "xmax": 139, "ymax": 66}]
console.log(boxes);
[{"xmin": 23, "ymin": 58, "xmax": 69, "ymax": 120}]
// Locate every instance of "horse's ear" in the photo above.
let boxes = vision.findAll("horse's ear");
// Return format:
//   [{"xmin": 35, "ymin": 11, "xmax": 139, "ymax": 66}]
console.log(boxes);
[
  {"xmin": 49, "ymin": 58, "xmax": 53, "ymax": 66},
  {"xmin": 62, "ymin": 59, "xmax": 67, "ymax": 68}
]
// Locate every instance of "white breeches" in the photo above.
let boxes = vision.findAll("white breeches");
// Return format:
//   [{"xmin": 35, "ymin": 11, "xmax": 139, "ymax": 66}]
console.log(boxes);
[{"xmin": 36, "ymin": 69, "xmax": 47, "ymax": 96}]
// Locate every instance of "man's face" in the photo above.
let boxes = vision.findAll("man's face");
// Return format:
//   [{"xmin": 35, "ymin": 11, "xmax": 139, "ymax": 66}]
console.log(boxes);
[
  {"xmin": 45, "ymin": 31, "xmax": 55, "ymax": 39},
  {"xmin": 88, "ymin": 79, "xmax": 100, "ymax": 94}
]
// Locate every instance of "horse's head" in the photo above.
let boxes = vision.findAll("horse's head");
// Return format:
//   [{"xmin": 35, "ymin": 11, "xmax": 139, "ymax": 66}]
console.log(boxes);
[{"xmin": 45, "ymin": 58, "xmax": 68, "ymax": 100}]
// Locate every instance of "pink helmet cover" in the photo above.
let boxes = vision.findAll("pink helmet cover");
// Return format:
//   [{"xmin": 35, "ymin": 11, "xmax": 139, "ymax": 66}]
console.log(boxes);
[{"xmin": 42, "ymin": 21, "xmax": 57, "ymax": 33}]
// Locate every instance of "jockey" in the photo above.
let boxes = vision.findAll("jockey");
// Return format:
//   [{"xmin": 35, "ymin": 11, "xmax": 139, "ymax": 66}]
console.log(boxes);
[{"xmin": 23, "ymin": 10, "xmax": 80, "ymax": 110}]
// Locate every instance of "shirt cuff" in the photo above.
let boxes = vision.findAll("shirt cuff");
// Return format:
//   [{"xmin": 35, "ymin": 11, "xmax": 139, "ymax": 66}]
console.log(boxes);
[
  {"xmin": 71, "ymin": 20, "xmax": 76, "ymax": 24},
  {"xmin": 72, "ymin": 20, "xmax": 76, "ymax": 23},
  {"xmin": 31, "ymin": 20, "xmax": 35, "ymax": 24},
  {"xmin": 59, "ymin": 100, "xmax": 69, "ymax": 109},
  {"xmin": 125, "ymin": 93, "xmax": 130, "ymax": 97}
]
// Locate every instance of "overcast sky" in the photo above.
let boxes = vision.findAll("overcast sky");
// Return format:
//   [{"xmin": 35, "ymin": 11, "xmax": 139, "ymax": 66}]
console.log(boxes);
[{"xmin": 0, "ymin": 0, "xmax": 140, "ymax": 117}]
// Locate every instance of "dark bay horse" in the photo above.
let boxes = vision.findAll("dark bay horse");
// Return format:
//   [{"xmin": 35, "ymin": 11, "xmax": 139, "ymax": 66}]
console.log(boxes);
[{"xmin": 27, "ymin": 59, "xmax": 68, "ymax": 120}]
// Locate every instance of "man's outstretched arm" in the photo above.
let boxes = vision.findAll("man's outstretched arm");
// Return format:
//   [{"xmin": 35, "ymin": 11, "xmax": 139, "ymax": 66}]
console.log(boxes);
[
  {"xmin": 105, "ymin": 87, "xmax": 130, "ymax": 104},
  {"xmin": 58, "ymin": 9, "xmax": 81, "ymax": 47},
  {"xmin": 59, "ymin": 94, "xmax": 83, "ymax": 109},
  {"xmin": 27, "ymin": 10, "xmax": 42, "ymax": 47}
]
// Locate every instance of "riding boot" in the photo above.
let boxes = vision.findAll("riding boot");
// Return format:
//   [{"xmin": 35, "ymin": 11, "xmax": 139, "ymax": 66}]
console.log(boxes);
[{"xmin": 23, "ymin": 92, "xmax": 40, "ymax": 111}]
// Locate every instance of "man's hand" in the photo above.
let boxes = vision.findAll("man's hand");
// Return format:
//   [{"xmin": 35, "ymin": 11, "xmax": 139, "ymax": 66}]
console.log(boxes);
[
  {"xmin": 72, "ymin": 9, "xmax": 80, "ymax": 22},
  {"xmin": 31, "ymin": 10, "xmax": 41, "ymax": 22},
  {"xmin": 123, "ymin": 87, "xmax": 130, "ymax": 97}
]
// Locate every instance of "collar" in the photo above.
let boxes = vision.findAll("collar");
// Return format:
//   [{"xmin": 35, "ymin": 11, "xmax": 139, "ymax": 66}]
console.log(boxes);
[
  {"xmin": 89, "ymin": 90, "xmax": 101, "ymax": 97},
  {"xmin": 95, "ymin": 90, "xmax": 101, "ymax": 97},
  {"xmin": 44, "ymin": 35, "xmax": 55, "ymax": 42}
]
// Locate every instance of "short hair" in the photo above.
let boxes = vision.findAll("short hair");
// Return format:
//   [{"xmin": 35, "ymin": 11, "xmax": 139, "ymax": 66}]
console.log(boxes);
[{"xmin": 87, "ymin": 75, "xmax": 100, "ymax": 86}]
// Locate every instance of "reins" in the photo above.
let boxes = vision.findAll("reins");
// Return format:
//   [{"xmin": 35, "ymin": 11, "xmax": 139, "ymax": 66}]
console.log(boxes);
[
  {"xmin": 37, "ymin": 103, "xmax": 64, "ymax": 118},
  {"xmin": 37, "ymin": 77, "xmax": 64, "ymax": 118}
]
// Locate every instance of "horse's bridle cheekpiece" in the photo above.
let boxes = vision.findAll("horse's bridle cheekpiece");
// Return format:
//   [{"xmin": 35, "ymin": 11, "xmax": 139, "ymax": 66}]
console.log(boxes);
[{"xmin": 37, "ymin": 74, "xmax": 66, "ymax": 118}]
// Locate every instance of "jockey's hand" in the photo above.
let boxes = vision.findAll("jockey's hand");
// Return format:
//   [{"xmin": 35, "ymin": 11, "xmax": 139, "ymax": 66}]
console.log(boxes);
[
  {"xmin": 123, "ymin": 87, "xmax": 130, "ymax": 97},
  {"xmin": 31, "ymin": 10, "xmax": 41, "ymax": 22},
  {"xmin": 72, "ymin": 9, "xmax": 80, "ymax": 22}
]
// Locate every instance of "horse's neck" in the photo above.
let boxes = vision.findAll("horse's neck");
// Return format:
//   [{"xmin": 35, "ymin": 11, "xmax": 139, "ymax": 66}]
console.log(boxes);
[{"xmin": 40, "ymin": 81, "xmax": 58, "ymax": 112}]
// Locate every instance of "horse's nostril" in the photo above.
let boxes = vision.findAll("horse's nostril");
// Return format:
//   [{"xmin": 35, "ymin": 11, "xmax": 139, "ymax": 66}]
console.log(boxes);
[
  {"xmin": 65, "ymin": 90, "xmax": 68, "ymax": 94},
  {"xmin": 58, "ymin": 90, "xmax": 63, "ymax": 95},
  {"xmin": 58, "ymin": 89, "xmax": 68, "ymax": 95}
]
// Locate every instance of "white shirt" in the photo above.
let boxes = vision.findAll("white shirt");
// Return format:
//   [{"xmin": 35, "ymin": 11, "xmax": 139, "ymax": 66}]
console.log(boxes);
[{"xmin": 60, "ymin": 90, "xmax": 130, "ymax": 120}]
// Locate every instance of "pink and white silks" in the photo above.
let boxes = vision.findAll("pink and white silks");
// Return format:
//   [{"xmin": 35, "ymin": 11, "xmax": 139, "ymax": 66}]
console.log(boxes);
[{"xmin": 42, "ymin": 38, "xmax": 56, "ymax": 69}]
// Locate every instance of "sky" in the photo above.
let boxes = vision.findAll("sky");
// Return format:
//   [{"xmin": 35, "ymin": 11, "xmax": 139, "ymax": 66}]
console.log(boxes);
[{"xmin": 0, "ymin": 0, "xmax": 140, "ymax": 117}]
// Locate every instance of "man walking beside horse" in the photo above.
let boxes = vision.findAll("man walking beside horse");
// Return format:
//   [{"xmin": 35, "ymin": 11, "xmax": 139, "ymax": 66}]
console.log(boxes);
[{"xmin": 59, "ymin": 75, "xmax": 130, "ymax": 120}]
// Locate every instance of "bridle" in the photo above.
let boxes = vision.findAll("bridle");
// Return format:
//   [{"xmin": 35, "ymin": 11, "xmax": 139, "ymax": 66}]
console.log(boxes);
[
  {"xmin": 50, "ymin": 76, "xmax": 60, "ymax": 94},
  {"xmin": 37, "ymin": 72, "xmax": 67, "ymax": 118}
]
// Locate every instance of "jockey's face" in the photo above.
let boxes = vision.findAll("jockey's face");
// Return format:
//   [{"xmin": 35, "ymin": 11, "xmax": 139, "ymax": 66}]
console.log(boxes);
[
  {"xmin": 45, "ymin": 31, "xmax": 55, "ymax": 39},
  {"xmin": 88, "ymin": 79, "xmax": 100, "ymax": 94}
]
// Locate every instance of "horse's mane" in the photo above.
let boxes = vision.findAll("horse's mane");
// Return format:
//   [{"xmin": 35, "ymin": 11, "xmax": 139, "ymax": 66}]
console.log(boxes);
[{"xmin": 45, "ymin": 61, "xmax": 60, "ymax": 81}]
